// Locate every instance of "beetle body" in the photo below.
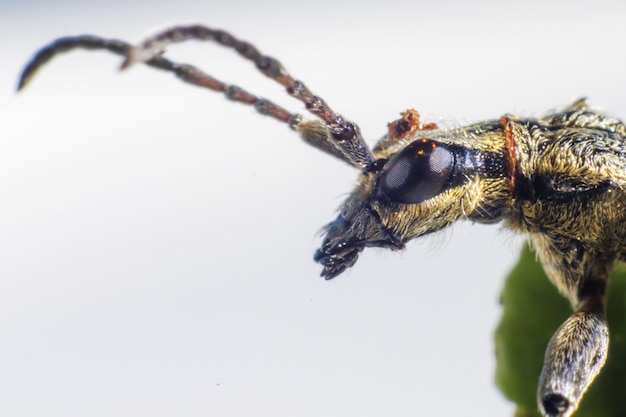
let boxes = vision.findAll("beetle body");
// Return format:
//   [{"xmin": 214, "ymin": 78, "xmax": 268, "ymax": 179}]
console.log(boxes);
[{"xmin": 319, "ymin": 99, "xmax": 624, "ymax": 417}]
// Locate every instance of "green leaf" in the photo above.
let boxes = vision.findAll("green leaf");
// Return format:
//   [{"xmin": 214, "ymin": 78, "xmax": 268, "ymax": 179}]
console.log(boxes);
[{"xmin": 495, "ymin": 243, "xmax": 626, "ymax": 417}]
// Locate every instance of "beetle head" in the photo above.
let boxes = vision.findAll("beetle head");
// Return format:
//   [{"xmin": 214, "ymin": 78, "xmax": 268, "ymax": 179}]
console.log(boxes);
[{"xmin": 315, "ymin": 128, "xmax": 511, "ymax": 279}]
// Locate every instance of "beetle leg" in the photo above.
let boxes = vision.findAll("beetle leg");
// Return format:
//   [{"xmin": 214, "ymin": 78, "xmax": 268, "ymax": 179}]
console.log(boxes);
[
  {"xmin": 533, "ymin": 236, "xmax": 611, "ymax": 417},
  {"xmin": 538, "ymin": 295, "xmax": 608, "ymax": 417}
]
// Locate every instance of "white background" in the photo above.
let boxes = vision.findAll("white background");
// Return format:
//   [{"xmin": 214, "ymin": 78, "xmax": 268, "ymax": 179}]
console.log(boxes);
[{"xmin": 2, "ymin": 1, "xmax": 626, "ymax": 416}]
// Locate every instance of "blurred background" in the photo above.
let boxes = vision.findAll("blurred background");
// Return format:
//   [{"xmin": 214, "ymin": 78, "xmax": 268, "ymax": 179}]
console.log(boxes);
[{"xmin": 2, "ymin": 1, "xmax": 625, "ymax": 416}]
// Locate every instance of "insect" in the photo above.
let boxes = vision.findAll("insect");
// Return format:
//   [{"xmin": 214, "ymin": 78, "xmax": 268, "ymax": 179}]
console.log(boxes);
[{"xmin": 18, "ymin": 25, "xmax": 626, "ymax": 417}]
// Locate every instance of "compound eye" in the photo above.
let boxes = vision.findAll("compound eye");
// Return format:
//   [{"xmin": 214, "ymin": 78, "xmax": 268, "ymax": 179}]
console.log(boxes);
[{"xmin": 380, "ymin": 139, "xmax": 454, "ymax": 204}]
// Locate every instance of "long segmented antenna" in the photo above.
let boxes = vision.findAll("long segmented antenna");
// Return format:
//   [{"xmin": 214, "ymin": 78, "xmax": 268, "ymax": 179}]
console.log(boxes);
[
  {"xmin": 18, "ymin": 36, "xmax": 297, "ymax": 126},
  {"xmin": 18, "ymin": 26, "xmax": 376, "ymax": 170}
]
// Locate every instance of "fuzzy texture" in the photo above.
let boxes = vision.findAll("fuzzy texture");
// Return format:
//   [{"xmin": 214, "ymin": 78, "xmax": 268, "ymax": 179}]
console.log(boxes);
[{"xmin": 318, "ymin": 99, "xmax": 625, "ymax": 417}]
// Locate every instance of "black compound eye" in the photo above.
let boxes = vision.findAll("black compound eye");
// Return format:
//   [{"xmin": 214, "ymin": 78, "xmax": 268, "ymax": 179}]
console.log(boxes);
[{"xmin": 379, "ymin": 139, "xmax": 454, "ymax": 204}]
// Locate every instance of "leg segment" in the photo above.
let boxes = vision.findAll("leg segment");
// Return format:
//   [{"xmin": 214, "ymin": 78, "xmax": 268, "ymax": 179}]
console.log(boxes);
[
  {"xmin": 538, "ymin": 295, "xmax": 608, "ymax": 417},
  {"xmin": 533, "ymin": 236, "xmax": 611, "ymax": 417}
]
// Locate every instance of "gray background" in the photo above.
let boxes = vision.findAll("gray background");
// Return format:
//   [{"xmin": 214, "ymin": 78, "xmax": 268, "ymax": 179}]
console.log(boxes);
[{"xmin": 2, "ymin": 1, "xmax": 625, "ymax": 416}]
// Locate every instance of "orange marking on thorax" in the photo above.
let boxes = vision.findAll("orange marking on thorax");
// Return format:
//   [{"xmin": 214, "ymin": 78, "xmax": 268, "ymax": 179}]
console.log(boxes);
[{"xmin": 500, "ymin": 115, "xmax": 518, "ymax": 191}]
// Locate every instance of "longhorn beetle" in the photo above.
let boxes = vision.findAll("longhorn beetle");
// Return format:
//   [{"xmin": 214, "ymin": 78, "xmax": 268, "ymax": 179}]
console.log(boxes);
[{"xmin": 18, "ymin": 25, "xmax": 626, "ymax": 417}]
